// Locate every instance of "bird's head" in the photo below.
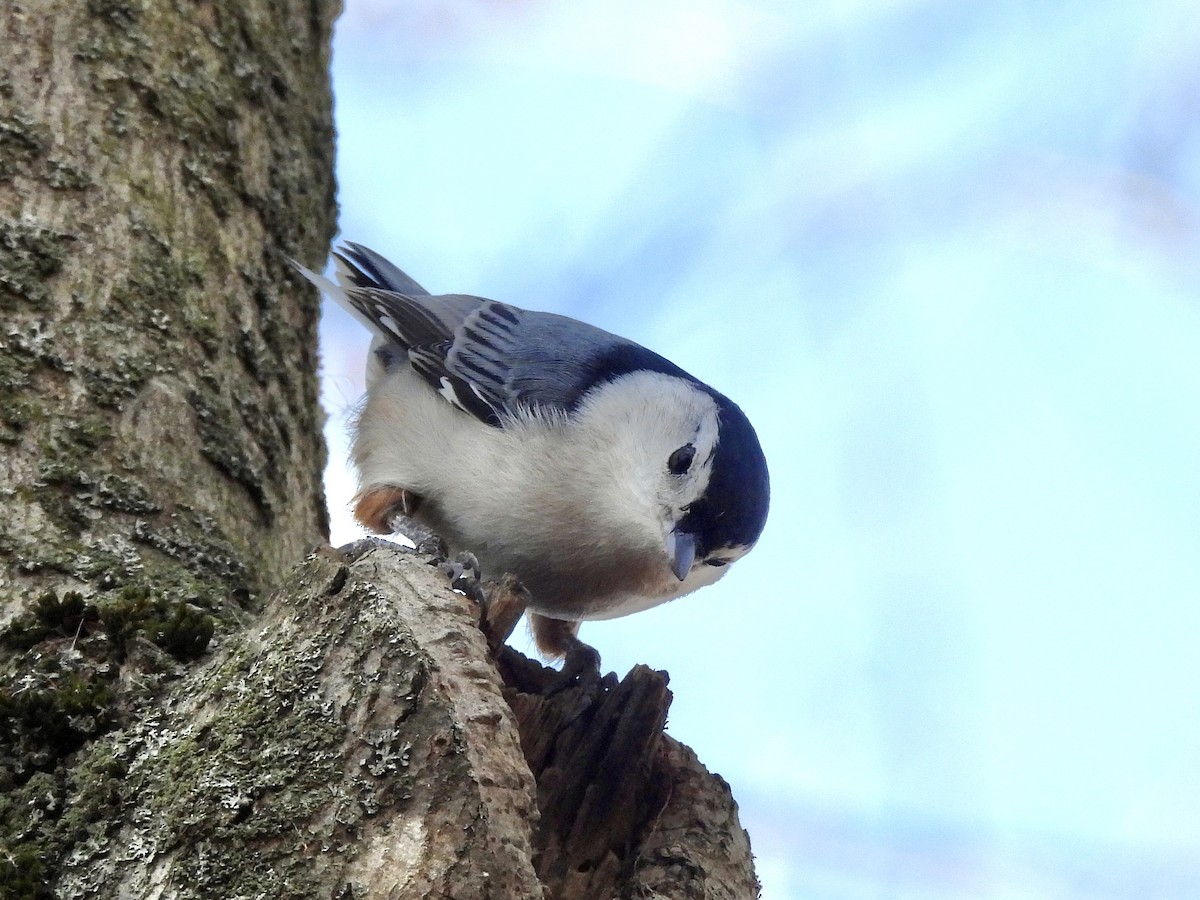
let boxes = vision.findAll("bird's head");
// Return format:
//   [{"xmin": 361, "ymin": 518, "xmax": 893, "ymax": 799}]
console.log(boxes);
[{"xmin": 577, "ymin": 369, "xmax": 770, "ymax": 595}]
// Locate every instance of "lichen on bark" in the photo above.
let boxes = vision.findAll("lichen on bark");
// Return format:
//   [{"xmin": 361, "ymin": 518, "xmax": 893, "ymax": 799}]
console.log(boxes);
[
  {"xmin": 0, "ymin": 0, "xmax": 338, "ymax": 889},
  {"xmin": 43, "ymin": 547, "xmax": 544, "ymax": 900}
]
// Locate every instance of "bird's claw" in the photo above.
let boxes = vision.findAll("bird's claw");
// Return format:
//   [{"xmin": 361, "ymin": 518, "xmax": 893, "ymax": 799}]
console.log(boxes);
[
  {"xmin": 545, "ymin": 638, "xmax": 605, "ymax": 694},
  {"xmin": 388, "ymin": 513, "xmax": 447, "ymax": 557},
  {"xmin": 437, "ymin": 551, "xmax": 486, "ymax": 604}
]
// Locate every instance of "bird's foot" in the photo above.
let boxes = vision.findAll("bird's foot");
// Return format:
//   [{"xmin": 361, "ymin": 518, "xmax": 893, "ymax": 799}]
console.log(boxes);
[
  {"xmin": 545, "ymin": 639, "xmax": 607, "ymax": 694},
  {"xmin": 354, "ymin": 485, "xmax": 444, "ymax": 548},
  {"xmin": 437, "ymin": 551, "xmax": 485, "ymax": 604},
  {"xmin": 434, "ymin": 556, "xmax": 530, "ymax": 654},
  {"xmin": 530, "ymin": 613, "xmax": 604, "ymax": 693}
]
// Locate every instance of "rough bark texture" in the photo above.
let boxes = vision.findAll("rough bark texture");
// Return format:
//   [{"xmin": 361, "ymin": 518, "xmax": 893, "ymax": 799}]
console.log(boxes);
[
  {"xmin": 52, "ymin": 543, "xmax": 546, "ymax": 899},
  {"xmin": 500, "ymin": 652, "xmax": 759, "ymax": 899},
  {"xmin": 0, "ymin": 5, "xmax": 761, "ymax": 898},
  {"xmin": 6, "ymin": 541, "xmax": 759, "ymax": 898},
  {"xmin": 0, "ymin": 0, "xmax": 337, "ymax": 891},
  {"xmin": 0, "ymin": 0, "xmax": 337, "ymax": 625}
]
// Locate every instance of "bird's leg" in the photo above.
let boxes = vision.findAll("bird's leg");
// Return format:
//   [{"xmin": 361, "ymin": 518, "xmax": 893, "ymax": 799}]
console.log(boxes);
[
  {"xmin": 529, "ymin": 611, "xmax": 584, "ymax": 658},
  {"xmin": 354, "ymin": 485, "xmax": 447, "ymax": 554},
  {"xmin": 529, "ymin": 612, "xmax": 602, "ymax": 691},
  {"xmin": 353, "ymin": 484, "xmax": 422, "ymax": 533}
]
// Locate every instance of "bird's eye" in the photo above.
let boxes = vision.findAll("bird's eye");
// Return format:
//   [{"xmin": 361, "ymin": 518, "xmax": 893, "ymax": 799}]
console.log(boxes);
[
  {"xmin": 705, "ymin": 558, "xmax": 729, "ymax": 568},
  {"xmin": 668, "ymin": 443, "xmax": 696, "ymax": 475}
]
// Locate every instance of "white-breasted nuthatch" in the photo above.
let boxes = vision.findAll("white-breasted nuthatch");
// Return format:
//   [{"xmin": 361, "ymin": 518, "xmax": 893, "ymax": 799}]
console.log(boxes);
[{"xmin": 301, "ymin": 244, "xmax": 769, "ymax": 659}]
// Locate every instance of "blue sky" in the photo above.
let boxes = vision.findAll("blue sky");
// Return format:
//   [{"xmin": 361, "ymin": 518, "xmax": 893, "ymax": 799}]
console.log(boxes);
[{"xmin": 319, "ymin": 2, "xmax": 1200, "ymax": 897}]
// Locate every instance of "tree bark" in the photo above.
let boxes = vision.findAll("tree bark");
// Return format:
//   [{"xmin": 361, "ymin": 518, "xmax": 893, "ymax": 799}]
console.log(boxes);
[
  {"xmin": 0, "ymin": 5, "xmax": 760, "ymax": 898},
  {"xmin": 1, "ymin": 0, "xmax": 339, "ymax": 891},
  {"xmin": 498, "ymin": 636, "xmax": 760, "ymax": 899},
  {"xmin": 34, "ymin": 542, "xmax": 758, "ymax": 899},
  {"xmin": 53, "ymin": 542, "xmax": 547, "ymax": 899},
  {"xmin": 0, "ymin": 0, "xmax": 336, "ymax": 625}
]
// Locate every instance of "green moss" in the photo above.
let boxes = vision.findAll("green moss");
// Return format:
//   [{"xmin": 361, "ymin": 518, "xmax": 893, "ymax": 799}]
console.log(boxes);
[
  {"xmin": 99, "ymin": 585, "xmax": 213, "ymax": 662},
  {"xmin": 0, "ymin": 590, "xmax": 97, "ymax": 650},
  {"xmin": 0, "ymin": 582, "xmax": 212, "ymax": 856},
  {"xmin": 0, "ymin": 588, "xmax": 213, "ymax": 672},
  {"xmin": 55, "ymin": 748, "xmax": 128, "ymax": 836},
  {"xmin": 93, "ymin": 588, "xmax": 149, "ymax": 658},
  {"xmin": 0, "ymin": 220, "xmax": 73, "ymax": 308},
  {"xmin": 1, "ymin": 580, "xmax": 218, "ymax": 675},
  {"xmin": 0, "ymin": 845, "xmax": 54, "ymax": 900},
  {"xmin": 0, "ymin": 673, "xmax": 116, "ymax": 773},
  {"xmin": 0, "ymin": 588, "xmax": 137, "ymax": 895},
  {"xmin": 151, "ymin": 600, "xmax": 215, "ymax": 661}
]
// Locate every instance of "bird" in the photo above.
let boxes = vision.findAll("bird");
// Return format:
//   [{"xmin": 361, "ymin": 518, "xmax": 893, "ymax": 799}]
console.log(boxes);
[{"xmin": 299, "ymin": 243, "xmax": 770, "ymax": 661}]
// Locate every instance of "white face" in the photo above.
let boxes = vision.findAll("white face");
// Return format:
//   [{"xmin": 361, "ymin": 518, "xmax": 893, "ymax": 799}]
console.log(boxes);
[
  {"xmin": 657, "ymin": 407, "xmax": 720, "ymax": 527},
  {"xmin": 573, "ymin": 371, "xmax": 736, "ymax": 580}
]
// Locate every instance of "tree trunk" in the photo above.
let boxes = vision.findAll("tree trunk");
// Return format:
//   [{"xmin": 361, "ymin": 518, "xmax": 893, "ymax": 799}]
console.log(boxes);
[
  {"xmin": 0, "ymin": 0, "xmax": 337, "ymax": 624},
  {"xmin": 0, "ymin": 5, "xmax": 760, "ymax": 898}
]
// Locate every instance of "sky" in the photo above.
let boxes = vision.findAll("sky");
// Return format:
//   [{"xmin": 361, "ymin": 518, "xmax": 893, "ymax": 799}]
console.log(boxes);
[{"xmin": 318, "ymin": 2, "xmax": 1200, "ymax": 897}]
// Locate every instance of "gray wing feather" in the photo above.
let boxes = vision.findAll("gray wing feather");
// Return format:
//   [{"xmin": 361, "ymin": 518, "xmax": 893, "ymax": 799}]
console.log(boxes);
[{"xmin": 331, "ymin": 245, "xmax": 629, "ymax": 426}]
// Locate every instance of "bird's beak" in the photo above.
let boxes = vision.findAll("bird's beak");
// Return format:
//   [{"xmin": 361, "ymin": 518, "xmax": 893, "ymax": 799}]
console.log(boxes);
[{"xmin": 665, "ymin": 530, "xmax": 696, "ymax": 582}]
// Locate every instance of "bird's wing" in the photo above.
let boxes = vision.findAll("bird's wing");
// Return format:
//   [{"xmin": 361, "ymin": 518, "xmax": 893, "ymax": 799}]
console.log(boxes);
[{"xmin": 310, "ymin": 244, "xmax": 672, "ymax": 427}]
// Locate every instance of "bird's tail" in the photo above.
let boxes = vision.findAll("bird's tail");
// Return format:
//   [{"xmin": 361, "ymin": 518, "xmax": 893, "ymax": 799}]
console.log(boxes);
[
  {"xmin": 334, "ymin": 242, "xmax": 430, "ymax": 296},
  {"xmin": 291, "ymin": 243, "xmax": 430, "ymax": 335}
]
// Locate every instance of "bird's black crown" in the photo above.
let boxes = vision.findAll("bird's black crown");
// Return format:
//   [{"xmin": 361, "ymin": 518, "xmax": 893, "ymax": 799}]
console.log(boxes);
[{"xmin": 583, "ymin": 343, "xmax": 770, "ymax": 557}]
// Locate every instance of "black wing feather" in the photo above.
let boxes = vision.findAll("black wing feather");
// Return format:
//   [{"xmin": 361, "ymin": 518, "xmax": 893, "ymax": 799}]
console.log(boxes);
[
  {"xmin": 330, "ymin": 244, "xmax": 681, "ymax": 428},
  {"xmin": 337, "ymin": 244, "xmax": 431, "ymax": 296}
]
